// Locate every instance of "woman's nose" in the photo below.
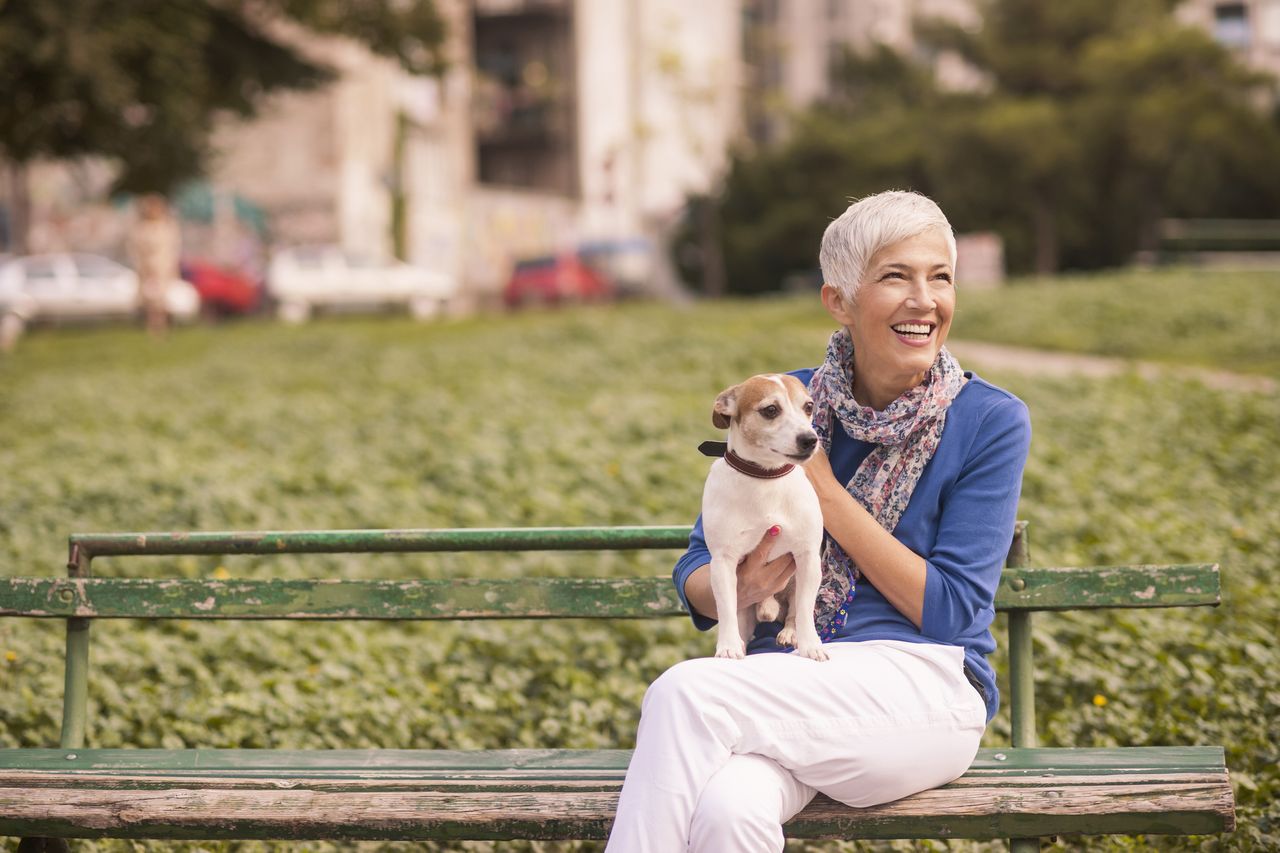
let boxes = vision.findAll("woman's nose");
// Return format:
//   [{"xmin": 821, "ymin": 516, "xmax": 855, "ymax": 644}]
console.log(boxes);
[{"xmin": 905, "ymin": 280, "xmax": 936, "ymax": 309}]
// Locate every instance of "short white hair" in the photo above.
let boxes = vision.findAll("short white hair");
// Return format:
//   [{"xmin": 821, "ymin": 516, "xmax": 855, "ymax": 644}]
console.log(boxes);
[{"xmin": 819, "ymin": 190, "xmax": 957, "ymax": 302}]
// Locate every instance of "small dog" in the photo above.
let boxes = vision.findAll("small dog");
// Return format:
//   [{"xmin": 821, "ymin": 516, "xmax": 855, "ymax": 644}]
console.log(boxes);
[{"xmin": 701, "ymin": 374, "xmax": 828, "ymax": 662}]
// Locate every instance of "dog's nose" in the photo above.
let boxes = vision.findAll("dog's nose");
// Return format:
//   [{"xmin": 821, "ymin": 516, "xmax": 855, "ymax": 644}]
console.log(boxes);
[{"xmin": 797, "ymin": 433, "xmax": 817, "ymax": 453}]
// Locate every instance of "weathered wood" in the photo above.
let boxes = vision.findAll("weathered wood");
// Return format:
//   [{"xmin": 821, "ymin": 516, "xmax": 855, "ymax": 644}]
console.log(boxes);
[
  {"xmin": 0, "ymin": 577, "xmax": 686, "ymax": 620},
  {"xmin": 998, "ymin": 563, "xmax": 1221, "ymax": 611},
  {"xmin": 0, "ymin": 746, "xmax": 1226, "ymax": 776},
  {"xmin": 70, "ymin": 526, "xmax": 695, "ymax": 559},
  {"xmin": 0, "ymin": 747, "xmax": 1234, "ymax": 841},
  {"xmin": 0, "ymin": 564, "xmax": 1220, "ymax": 620}
]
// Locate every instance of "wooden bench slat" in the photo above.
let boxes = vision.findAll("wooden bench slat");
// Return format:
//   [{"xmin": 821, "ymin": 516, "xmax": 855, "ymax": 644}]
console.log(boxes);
[
  {"xmin": 0, "ymin": 746, "xmax": 1227, "ymax": 776},
  {"xmin": 0, "ymin": 564, "xmax": 1220, "ymax": 620},
  {"xmin": 999, "ymin": 564, "xmax": 1221, "ymax": 610},
  {"xmin": 0, "ymin": 747, "xmax": 1234, "ymax": 841}
]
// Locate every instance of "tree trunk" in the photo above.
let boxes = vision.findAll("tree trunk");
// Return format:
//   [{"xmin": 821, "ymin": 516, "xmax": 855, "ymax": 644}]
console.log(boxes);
[
  {"xmin": 1032, "ymin": 196, "xmax": 1058, "ymax": 275},
  {"xmin": 699, "ymin": 199, "xmax": 726, "ymax": 298}
]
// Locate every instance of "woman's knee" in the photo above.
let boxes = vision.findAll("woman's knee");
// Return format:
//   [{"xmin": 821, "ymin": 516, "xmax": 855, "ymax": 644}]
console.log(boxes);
[
  {"xmin": 641, "ymin": 657, "xmax": 719, "ymax": 715},
  {"xmin": 689, "ymin": 756, "xmax": 791, "ymax": 853}
]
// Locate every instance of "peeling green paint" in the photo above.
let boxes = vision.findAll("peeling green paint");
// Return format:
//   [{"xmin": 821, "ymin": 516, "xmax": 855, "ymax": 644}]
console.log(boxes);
[
  {"xmin": 0, "ymin": 565, "xmax": 1219, "ymax": 620},
  {"xmin": 69, "ymin": 526, "xmax": 696, "ymax": 559}
]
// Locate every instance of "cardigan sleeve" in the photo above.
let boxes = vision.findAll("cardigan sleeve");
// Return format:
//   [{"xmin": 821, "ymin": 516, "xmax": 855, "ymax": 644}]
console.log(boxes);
[
  {"xmin": 672, "ymin": 514, "xmax": 717, "ymax": 631},
  {"xmin": 919, "ymin": 395, "xmax": 1032, "ymax": 643}
]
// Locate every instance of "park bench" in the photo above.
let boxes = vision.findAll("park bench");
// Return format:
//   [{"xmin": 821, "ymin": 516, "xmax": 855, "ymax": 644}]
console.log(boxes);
[
  {"xmin": 0, "ymin": 523, "xmax": 1235, "ymax": 850},
  {"xmin": 1148, "ymin": 217, "xmax": 1280, "ymax": 269}
]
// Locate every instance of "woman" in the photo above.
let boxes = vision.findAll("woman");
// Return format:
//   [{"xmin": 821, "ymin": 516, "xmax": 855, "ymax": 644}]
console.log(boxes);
[
  {"xmin": 605, "ymin": 190, "xmax": 1031, "ymax": 851},
  {"xmin": 129, "ymin": 193, "xmax": 181, "ymax": 338}
]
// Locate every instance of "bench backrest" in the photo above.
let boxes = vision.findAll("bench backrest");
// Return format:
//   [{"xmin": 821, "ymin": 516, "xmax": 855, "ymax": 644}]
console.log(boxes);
[{"xmin": 0, "ymin": 523, "xmax": 1220, "ymax": 752}]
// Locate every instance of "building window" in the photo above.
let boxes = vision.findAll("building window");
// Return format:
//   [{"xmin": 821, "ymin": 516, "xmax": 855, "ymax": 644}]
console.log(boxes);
[
  {"xmin": 472, "ymin": 3, "xmax": 578, "ymax": 196},
  {"xmin": 1213, "ymin": 3, "xmax": 1251, "ymax": 49}
]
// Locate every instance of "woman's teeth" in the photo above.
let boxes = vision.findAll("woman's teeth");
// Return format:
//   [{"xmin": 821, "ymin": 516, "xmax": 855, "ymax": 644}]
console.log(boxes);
[{"xmin": 892, "ymin": 323, "xmax": 932, "ymax": 339}]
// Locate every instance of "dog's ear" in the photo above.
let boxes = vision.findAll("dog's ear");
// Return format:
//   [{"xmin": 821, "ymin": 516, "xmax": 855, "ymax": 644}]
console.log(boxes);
[{"xmin": 712, "ymin": 386, "xmax": 738, "ymax": 429}]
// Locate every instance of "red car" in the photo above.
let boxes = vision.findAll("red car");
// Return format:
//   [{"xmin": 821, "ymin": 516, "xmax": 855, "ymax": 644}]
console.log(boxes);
[
  {"xmin": 503, "ymin": 254, "xmax": 613, "ymax": 307},
  {"xmin": 181, "ymin": 260, "xmax": 261, "ymax": 316}
]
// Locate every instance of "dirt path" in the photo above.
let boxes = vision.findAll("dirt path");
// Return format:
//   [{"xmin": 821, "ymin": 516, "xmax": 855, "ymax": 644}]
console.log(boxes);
[{"xmin": 947, "ymin": 339, "xmax": 1277, "ymax": 394}]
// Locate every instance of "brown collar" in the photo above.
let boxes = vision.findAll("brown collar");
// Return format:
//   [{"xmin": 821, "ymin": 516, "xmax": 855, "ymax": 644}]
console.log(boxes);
[{"xmin": 724, "ymin": 449, "xmax": 795, "ymax": 479}]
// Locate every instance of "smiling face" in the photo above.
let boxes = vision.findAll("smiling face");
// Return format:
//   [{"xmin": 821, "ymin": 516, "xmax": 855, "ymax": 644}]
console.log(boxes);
[{"xmin": 822, "ymin": 228, "xmax": 956, "ymax": 410}]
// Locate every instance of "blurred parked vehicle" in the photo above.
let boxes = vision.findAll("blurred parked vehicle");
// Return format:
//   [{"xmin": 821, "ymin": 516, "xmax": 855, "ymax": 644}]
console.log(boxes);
[
  {"xmin": 181, "ymin": 260, "xmax": 261, "ymax": 316},
  {"xmin": 576, "ymin": 238, "xmax": 655, "ymax": 298},
  {"xmin": 0, "ymin": 253, "xmax": 199, "ymax": 345},
  {"xmin": 503, "ymin": 253, "xmax": 613, "ymax": 307},
  {"xmin": 267, "ymin": 246, "xmax": 456, "ymax": 323}
]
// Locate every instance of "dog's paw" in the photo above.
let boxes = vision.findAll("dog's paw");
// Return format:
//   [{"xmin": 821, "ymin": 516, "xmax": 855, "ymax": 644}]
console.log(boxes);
[
  {"xmin": 795, "ymin": 642, "xmax": 829, "ymax": 662},
  {"xmin": 715, "ymin": 640, "xmax": 746, "ymax": 659},
  {"xmin": 775, "ymin": 626, "xmax": 796, "ymax": 647}
]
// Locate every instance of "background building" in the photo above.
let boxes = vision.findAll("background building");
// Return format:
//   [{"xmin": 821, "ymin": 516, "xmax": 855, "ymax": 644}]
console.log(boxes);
[
  {"xmin": 742, "ymin": 0, "xmax": 979, "ymax": 145},
  {"xmin": 4, "ymin": 0, "xmax": 1277, "ymax": 300},
  {"xmin": 203, "ymin": 0, "xmax": 742, "ymax": 305},
  {"xmin": 1180, "ymin": 0, "xmax": 1280, "ymax": 79}
]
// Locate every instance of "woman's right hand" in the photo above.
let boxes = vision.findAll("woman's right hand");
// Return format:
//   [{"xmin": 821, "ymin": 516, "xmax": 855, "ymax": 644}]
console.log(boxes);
[
  {"xmin": 734, "ymin": 526, "xmax": 796, "ymax": 610},
  {"xmin": 684, "ymin": 527, "xmax": 797, "ymax": 619}
]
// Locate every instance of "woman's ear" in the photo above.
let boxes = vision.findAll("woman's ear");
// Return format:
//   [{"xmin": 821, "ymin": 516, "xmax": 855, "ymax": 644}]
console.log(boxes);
[{"xmin": 821, "ymin": 284, "xmax": 856, "ymax": 326}]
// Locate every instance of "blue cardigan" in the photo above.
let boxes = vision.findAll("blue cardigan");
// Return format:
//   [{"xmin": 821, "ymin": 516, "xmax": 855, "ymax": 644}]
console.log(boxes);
[{"xmin": 673, "ymin": 369, "xmax": 1032, "ymax": 723}]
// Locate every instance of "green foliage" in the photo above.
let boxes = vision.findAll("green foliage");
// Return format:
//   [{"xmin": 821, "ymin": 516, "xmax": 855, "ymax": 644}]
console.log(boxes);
[
  {"xmin": 693, "ymin": 0, "xmax": 1280, "ymax": 292},
  {"xmin": 951, "ymin": 268, "xmax": 1280, "ymax": 376},
  {"xmin": 0, "ymin": 0, "xmax": 446, "ymax": 193},
  {"xmin": 0, "ymin": 282, "xmax": 1276, "ymax": 849}
]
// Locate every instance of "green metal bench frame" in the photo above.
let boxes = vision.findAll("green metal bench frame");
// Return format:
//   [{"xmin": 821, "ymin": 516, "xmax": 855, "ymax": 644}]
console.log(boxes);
[{"xmin": 0, "ymin": 523, "xmax": 1235, "ymax": 849}]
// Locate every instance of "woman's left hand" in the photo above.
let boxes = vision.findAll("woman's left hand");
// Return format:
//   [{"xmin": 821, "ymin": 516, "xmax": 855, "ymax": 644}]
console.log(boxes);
[{"xmin": 803, "ymin": 447, "xmax": 839, "ymax": 499}]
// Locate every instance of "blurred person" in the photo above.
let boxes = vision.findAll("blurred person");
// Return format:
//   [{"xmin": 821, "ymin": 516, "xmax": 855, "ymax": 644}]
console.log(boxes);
[
  {"xmin": 129, "ymin": 193, "xmax": 181, "ymax": 337},
  {"xmin": 605, "ymin": 191, "xmax": 1032, "ymax": 851}
]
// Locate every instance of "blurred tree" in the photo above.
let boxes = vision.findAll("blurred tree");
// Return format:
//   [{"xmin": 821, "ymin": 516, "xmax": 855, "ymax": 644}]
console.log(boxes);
[
  {"xmin": 922, "ymin": 0, "xmax": 1280, "ymax": 271},
  {"xmin": 691, "ymin": 0, "xmax": 1280, "ymax": 291},
  {"xmin": 676, "ymin": 46, "xmax": 940, "ymax": 295},
  {"xmin": 0, "ymin": 0, "xmax": 446, "ymax": 250}
]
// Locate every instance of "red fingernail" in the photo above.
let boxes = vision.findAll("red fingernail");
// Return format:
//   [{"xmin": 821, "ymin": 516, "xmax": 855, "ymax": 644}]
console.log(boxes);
[{"xmin": 768, "ymin": 525, "xmax": 781, "ymax": 537}]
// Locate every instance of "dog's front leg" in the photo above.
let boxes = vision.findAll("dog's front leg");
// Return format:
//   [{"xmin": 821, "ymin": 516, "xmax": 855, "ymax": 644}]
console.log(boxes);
[
  {"xmin": 709, "ymin": 554, "xmax": 745, "ymax": 659},
  {"xmin": 789, "ymin": 549, "xmax": 829, "ymax": 662},
  {"xmin": 775, "ymin": 577, "xmax": 798, "ymax": 647}
]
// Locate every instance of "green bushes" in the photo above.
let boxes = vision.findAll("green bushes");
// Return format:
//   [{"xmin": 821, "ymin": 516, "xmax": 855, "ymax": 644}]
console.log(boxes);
[{"xmin": 0, "ymin": 291, "xmax": 1275, "ymax": 850}]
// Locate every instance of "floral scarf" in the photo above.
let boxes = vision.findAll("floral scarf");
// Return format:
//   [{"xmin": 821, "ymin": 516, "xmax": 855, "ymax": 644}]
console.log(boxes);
[{"xmin": 808, "ymin": 327, "xmax": 966, "ymax": 639}]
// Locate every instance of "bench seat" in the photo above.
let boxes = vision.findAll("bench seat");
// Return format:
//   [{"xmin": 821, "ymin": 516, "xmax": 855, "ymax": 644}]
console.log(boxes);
[{"xmin": 0, "ymin": 746, "xmax": 1235, "ymax": 842}]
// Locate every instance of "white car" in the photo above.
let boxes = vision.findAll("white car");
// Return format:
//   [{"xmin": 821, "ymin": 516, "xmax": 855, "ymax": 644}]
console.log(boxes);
[
  {"xmin": 267, "ymin": 246, "xmax": 457, "ymax": 323},
  {"xmin": 0, "ymin": 253, "xmax": 199, "ymax": 345}
]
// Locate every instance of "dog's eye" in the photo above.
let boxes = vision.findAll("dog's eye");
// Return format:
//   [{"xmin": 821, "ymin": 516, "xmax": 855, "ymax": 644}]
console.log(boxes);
[
  {"xmin": 803, "ymin": 402, "xmax": 814, "ymax": 416},
  {"xmin": 760, "ymin": 405, "xmax": 781, "ymax": 419}
]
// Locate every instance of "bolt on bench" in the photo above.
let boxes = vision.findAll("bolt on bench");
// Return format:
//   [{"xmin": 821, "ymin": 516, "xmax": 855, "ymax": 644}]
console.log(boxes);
[{"xmin": 0, "ymin": 523, "xmax": 1235, "ymax": 850}]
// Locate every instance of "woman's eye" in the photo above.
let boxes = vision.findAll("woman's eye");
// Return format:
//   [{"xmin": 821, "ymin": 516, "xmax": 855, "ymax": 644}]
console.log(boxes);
[{"xmin": 761, "ymin": 405, "xmax": 780, "ymax": 419}]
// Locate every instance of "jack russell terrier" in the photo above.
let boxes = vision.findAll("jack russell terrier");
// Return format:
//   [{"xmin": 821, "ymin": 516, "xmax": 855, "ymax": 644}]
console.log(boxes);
[{"xmin": 701, "ymin": 373, "xmax": 828, "ymax": 662}]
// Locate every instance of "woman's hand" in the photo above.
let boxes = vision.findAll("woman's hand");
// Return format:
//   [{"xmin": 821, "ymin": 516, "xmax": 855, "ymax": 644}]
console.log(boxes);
[
  {"xmin": 733, "ymin": 527, "xmax": 796, "ymax": 610},
  {"xmin": 803, "ymin": 446, "xmax": 840, "ymax": 501},
  {"xmin": 682, "ymin": 528, "xmax": 796, "ymax": 620}
]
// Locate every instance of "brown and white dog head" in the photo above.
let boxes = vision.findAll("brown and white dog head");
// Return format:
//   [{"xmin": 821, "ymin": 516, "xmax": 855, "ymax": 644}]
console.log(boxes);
[{"xmin": 713, "ymin": 374, "xmax": 819, "ymax": 467}]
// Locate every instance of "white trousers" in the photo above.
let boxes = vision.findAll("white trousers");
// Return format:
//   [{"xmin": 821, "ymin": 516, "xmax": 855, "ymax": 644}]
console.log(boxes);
[{"xmin": 604, "ymin": 640, "xmax": 987, "ymax": 853}]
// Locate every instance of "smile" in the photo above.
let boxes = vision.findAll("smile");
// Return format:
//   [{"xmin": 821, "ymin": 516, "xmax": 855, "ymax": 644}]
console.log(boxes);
[{"xmin": 891, "ymin": 322, "xmax": 935, "ymax": 343}]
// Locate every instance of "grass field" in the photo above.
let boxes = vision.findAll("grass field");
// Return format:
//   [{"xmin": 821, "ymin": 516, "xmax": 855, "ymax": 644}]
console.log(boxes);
[
  {"xmin": 1, "ymin": 275, "xmax": 1277, "ymax": 851},
  {"xmin": 951, "ymin": 267, "xmax": 1280, "ymax": 377}
]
